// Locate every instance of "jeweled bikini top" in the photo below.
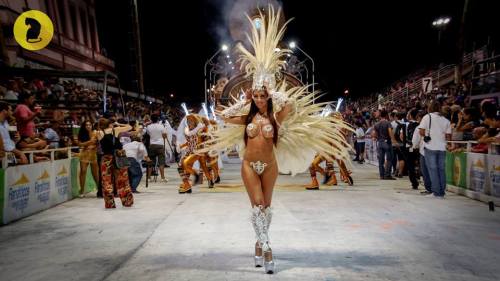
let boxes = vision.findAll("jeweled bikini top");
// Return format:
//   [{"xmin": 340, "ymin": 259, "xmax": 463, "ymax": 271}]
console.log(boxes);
[{"xmin": 246, "ymin": 113, "xmax": 274, "ymax": 139}]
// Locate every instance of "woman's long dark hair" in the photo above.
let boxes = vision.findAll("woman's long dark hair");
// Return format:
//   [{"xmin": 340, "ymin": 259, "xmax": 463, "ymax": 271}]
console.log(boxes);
[
  {"xmin": 244, "ymin": 89, "xmax": 278, "ymax": 145},
  {"xmin": 78, "ymin": 120, "xmax": 92, "ymax": 142}
]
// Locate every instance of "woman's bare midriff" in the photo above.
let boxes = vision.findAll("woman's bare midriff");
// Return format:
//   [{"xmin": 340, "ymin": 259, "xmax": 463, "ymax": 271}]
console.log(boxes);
[{"xmin": 243, "ymin": 137, "xmax": 275, "ymax": 163}]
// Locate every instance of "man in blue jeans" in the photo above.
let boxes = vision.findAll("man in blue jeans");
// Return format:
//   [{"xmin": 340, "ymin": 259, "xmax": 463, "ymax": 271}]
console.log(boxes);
[
  {"xmin": 372, "ymin": 110, "xmax": 397, "ymax": 180},
  {"xmin": 123, "ymin": 134, "xmax": 150, "ymax": 193},
  {"xmin": 419, "ymin": 101, "xmax": 451, "ymax": 198}
]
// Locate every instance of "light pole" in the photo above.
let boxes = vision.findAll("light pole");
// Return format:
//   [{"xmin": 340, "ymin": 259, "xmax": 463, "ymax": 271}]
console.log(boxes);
[
  {"xmin": 432, "ymin": 16, "xmax": 451, "ymax": 46},
  {"xmin": 205, "ymin": 44, "xmax": 228, "ymax": 104},
  {"xmin": 289, "ymin": 41, "xmax": 315, "ymax": 95},
  {"xmin": 432, "ymin": 17, "xmax": 451, "ymax": 86}
]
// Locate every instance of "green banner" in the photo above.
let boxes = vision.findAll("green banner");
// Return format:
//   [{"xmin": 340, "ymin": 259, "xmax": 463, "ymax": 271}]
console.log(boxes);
[
  {"xmin": 446, "ymin": 152, "xmax": 454, "ymax": 184},
  {"xmin": 446, "ymin": 152, "xmax": 467, "ymax": 188},
  {"xmin": 71, "ymin": 158, "xmax": 97, "ymax": 197},
  {"xmin": 84, "ymin": 166, "xmax": 97, "ymax": 193},
  {"xmin": 71, "ymin": 158, "xmax": 79, "ymax": 197},
  {"xmin": 0, "ymin": 168, "xmax": 4, "ymax": 222}
]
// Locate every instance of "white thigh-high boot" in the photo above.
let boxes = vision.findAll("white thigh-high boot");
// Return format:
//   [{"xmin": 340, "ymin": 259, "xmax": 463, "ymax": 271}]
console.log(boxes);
[{"xmin": 251, "ymin": 205, "xmax": 274, "ymax": 274}]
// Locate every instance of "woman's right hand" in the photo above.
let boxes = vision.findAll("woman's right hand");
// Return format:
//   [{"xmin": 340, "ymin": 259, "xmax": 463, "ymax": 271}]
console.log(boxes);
[{"xmin": 245, "ymin": 88, "xmax": 252, "ymax": 101}]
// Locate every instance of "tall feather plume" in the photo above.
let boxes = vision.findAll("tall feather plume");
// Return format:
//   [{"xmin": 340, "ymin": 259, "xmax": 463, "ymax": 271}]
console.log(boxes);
[{"xmin": 237, "ymin": 5, "xmax": 293, "ymax": 89}]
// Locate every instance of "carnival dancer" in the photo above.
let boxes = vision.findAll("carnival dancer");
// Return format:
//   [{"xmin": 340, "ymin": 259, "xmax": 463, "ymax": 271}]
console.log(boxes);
[
  {"xmin": 177, "ymin": 114, "xmax": 214, "ymax": 193},
  {"xmin": 198, "ymin": 6, "xmax": 352, "ymax": 274}
]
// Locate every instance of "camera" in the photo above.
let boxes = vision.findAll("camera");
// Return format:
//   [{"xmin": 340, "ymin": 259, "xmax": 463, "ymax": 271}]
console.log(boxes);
[{"xmin": 423, "ymin": 136, "xmax": 431, "ymax": 143}]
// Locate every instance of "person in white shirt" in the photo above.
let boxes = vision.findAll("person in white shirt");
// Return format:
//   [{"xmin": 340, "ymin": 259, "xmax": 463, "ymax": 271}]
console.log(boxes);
[
  {"xmin": 354, "ymin": 121, "xmax": 365, "ymax": 163},
  {"xmin": 123, "ymin": 134, "xmax": 150, "ymax": 193},
  {"xmin": 419, "ymin": 101, "xmax": 452, "ymax": 198},
  {"xmin": 145, "ymin": 114, "xmax": 168, "ymax": 182}
]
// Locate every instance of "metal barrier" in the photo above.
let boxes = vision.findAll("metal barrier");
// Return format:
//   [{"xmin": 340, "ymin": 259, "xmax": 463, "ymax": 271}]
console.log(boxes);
[
  {"xmin": 0, "ymin": 147, "xmax": 82, "ymax": 224},
  {"xmin": 1, "ymin": 147, "xmax": 78, "ymax": 168}
]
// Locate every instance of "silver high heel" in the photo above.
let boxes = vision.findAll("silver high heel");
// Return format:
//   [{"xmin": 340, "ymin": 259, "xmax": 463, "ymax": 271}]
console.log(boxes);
[
  {"xmin": 264, "ymin": 247, "xmax": 275, "ymax": 274},
  {"xmin": 254, "ymin": 241, "xmax": 263, "ymax": 267}
]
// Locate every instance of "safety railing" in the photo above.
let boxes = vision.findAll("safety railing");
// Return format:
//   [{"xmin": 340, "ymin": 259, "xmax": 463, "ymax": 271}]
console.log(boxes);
[{"xmin": 1, "ymin": 147, "xmax": 78, "ymax": 168}]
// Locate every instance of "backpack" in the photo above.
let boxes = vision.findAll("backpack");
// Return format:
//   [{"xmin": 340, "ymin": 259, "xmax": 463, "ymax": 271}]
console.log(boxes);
[
  {"xmin": 406, "ymin": 121, "xmax": 419, "ymax": 146},
  {"xmin": 394, "ymin": 121, "xmax": 406, "ymax": 145}
]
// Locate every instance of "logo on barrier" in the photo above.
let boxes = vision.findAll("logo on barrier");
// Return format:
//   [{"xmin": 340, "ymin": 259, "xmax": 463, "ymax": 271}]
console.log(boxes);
[
  {"xmin": 8, "ymin": 174, "xmax": 30, "ymax": 212},
  {"xmin": 57, "ymin": 166, "xmax": 68, "ymax": 176},
  {"xmin": 35, "ymin": 170, "xmax": 50, "ymax": 204},
  {"xmin": 13, "ymin": 10, "xmax": 54, "ymax": 51},
  {"xmin": 56, "ymin": 166, "xmax": 69, "ymax": 196},
  {"xmin": 471, "ymin": 159, "xmax": 486, "ymax": 192},
  {"xmin": 490, "ymin": 165, "xmax": 500, "ymax": 197}
]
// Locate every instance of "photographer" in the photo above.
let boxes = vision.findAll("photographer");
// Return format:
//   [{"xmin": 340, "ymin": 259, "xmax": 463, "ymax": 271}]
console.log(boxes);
[
  {"xmin": 123, "ymin": 133, "xmax": 150, "ymax": 193},
  {"xmin": 418, "ymin": 101, "xmax": 451, "ymax": 198}
]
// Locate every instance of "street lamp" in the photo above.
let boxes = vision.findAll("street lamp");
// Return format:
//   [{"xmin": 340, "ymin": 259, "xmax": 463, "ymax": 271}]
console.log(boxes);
[
  {"xmin": 432, "ymin": 16, "xmax": 451, "ymax": 46},
  {"xmin": 289, "ymin": 41, "xmax": 315, "ymax": 96},
  {"xmin": 205, "ymin": 44, "xmax": 229, "ymax": 104}
]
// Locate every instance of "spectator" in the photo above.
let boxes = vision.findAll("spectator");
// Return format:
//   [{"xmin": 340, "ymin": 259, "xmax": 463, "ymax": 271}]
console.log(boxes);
[
  {"xmin": 405, "ymin": 109, "xmax": 420, "ymax": 190},
  {"xmin": 373, "ymin": 110, "xmax": 396, "ymax": 180},
  {"xmin": 419, "ymin": 101, "xmax": 452, "ymax": 198},
  {"xmin": 393, "ymin": 112, "xmax": 407, "ymax": 178},
  {"xmin": 15, "ymin": 92, "xmax": 41, "ymax": 138},
  {"xmin": 97, "ymin": 117, "xmax": 133, "ymax": 208},
  {"xmin": 123, "ymin": 133, "xmax": 150, "ymax": 193},
  {"xmin": 353, "ymin": 121, "xmax": 365, "ymax": 163},
  {"xmin": 480, "ymin": 102, "xmax": 499, "ymax": 129},
  {"xmin": 77, "ymin": 120, "xmax": 99, "ymax": 198},
  {"xmin": 145, "ymin": 114, "xmax": 168, "ymax": 182},
  {"xmin": 44, "ymin": 122, "xmax": 61, "ymax": 149},
  {"xmin": 0, "ymin": 102, "xmax": 28, "ymax": 164},
  {"xmin": 450, "ymin": 104, "xmax": 461, "ymax": 128},
  {"xmin": 456, "ymin": 107, "xmax": 480, "ymax": 140},
  {"xmin": 4, "ymin": 80, "xmax": 19, "ymax": 101}
]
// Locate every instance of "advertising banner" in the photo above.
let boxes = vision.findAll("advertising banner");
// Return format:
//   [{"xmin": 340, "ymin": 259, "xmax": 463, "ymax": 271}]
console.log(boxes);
[
  {"xmin": 3, "ymin": 162, "xmax": 51, "ymax": 223},
  {"xmin": 52, "ymin": 159, "xmax": 72, "ymax": 205},
  {"xmin": 445, "ymin": 152, "xmax": 467, "ymax": 188},
  {"xmin": 467, "ymin": 153, "xmax": 489, "ymax": 193},
  {"xmin": 488, "ymin": 154, "xmax": 500, "ymax": 197},
  {"xmin": 3, "ymin": 159, "xmax": 73, "ymax": 224}
]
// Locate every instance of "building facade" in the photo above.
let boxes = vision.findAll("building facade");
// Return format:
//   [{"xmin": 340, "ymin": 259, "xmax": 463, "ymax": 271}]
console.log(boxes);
[{"xmin": 0, "ymin": 0, "xmax": 114, "ymax": 71}]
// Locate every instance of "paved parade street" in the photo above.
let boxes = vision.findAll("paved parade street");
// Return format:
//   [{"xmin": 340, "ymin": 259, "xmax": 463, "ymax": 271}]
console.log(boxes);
[{"xmin": 1, "ymin": 163, "xmax": 499, "ymax": 281}]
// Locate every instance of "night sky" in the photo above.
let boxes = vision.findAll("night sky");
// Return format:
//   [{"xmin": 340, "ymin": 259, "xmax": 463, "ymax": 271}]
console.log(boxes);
[{"xmin": 95, "ymin": 0, "xmax": 500, "ymax": 104}]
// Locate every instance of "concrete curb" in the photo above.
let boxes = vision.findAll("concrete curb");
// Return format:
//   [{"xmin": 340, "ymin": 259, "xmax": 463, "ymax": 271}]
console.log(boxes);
[{"xmin": 447, "ymin": 184, "xmax": 500, "ymax": 206}]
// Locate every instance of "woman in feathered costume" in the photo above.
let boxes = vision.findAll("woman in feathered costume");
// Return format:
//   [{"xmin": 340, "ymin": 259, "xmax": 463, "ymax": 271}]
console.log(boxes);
[{"xmin": 200, "ymin": 6, "xmax": 352, "ymax": 274}]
